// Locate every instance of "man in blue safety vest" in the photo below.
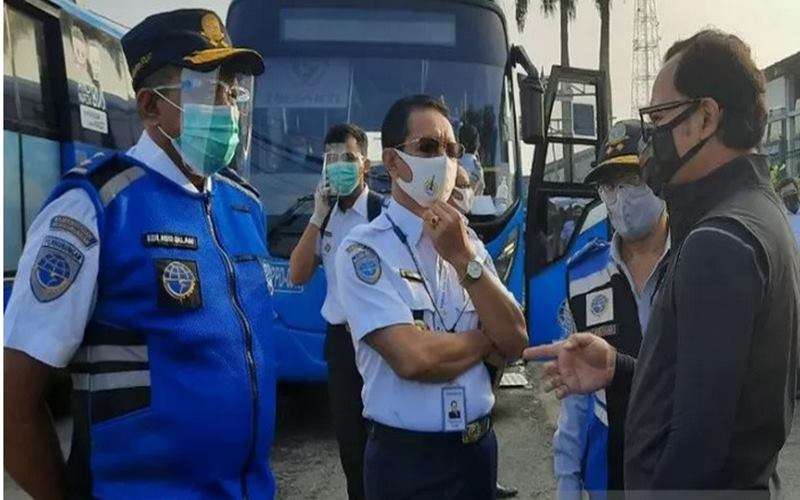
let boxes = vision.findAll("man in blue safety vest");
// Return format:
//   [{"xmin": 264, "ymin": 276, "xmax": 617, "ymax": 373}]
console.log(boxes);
[
  {"xmin": 553, "ymin": 120, "xmax": 670, "ymax": 499},
  {"xmin": 4, "ymin": 9, "xmax": 277, "ymax": 499}
]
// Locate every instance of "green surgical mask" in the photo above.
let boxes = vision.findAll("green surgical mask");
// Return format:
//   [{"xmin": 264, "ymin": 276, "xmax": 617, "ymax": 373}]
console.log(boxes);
[
  {"xmin": 155, "ymin": 90, "xmax": 240, "ymax": 176},
  {"xmin": 326, "ymin": 161, "xmax": 360, "ymax": 196}
]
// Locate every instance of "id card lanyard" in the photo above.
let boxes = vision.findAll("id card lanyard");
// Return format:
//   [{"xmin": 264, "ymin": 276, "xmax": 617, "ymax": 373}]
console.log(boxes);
[{"xmin": 385, "ymin": 213, "xmax": 468, "ymax": 332}]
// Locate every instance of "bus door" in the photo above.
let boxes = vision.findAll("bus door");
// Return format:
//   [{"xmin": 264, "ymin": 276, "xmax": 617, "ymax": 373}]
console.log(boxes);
[{"xmin": 524, "ymin": 66, "xmax": 611, "ymax": 345}]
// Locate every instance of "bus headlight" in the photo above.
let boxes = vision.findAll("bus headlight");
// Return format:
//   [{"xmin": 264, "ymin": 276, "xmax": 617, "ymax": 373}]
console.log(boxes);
[{"xmin": 493, "ymin": 227, "xmax": 518, "ymax": 285}]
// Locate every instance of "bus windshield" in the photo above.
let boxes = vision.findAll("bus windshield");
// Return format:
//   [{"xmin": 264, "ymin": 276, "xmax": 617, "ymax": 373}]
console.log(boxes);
[
  {"xmin": 251, "ymin": 57, "xmax": 517, "ymax": 255},
  {"xmin": 237, "ymin": 5, "xmax": 519, "ymax": 257}
]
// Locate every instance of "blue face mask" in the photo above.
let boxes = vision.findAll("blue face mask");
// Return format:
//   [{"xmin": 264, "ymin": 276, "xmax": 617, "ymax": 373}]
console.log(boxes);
[
  {"xmin": 326, "ymin": 161, "xmax": 361, "ymax": 196},
  {"xmin": 155, "ymin": 91, "xmax": 240, "ymax": 176}
]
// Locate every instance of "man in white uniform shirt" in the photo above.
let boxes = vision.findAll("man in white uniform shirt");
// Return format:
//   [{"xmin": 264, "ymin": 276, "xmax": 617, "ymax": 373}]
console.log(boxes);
[
  {"xmin": 289, "ymin": 123, "xmax": 384, "ymax": 500},
  {"xmin": 335, "ymin": 94, "xmax": 527, "ymax": 500}
]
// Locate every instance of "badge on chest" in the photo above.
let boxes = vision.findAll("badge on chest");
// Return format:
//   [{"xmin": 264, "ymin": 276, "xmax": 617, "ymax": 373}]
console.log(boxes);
[
  {"xmin": 156, "ymin": 259, "xmax": 202, "ymax": 310},
  {"xmin": 586, "ymin": 287, "xmax": 614, "ymax": 327}
]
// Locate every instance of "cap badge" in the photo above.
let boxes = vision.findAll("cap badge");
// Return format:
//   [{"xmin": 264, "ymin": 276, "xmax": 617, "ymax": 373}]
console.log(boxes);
[
  {"xmin": 607, "ymin": 122, "xmax": 628, "ymax": 148},
  {"xmin": 201, "ymin": 13, "xmax": 229, "ymax": 48}
]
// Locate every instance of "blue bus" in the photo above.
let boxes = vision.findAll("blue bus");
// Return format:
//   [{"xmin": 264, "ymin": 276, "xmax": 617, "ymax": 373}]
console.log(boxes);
[
  {"xmin": 3, "ymin": 0, "xmax": 611, "ymax": 384},
  {"xmin": 4, "ymin": 0, "xmax": 140, "ymax": 303},
  {"xmin": 226, "ymin": 0, "xmax": 546, "ymax": 380}
]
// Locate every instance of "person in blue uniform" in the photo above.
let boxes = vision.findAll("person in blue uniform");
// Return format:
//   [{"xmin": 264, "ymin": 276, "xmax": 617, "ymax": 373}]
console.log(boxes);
[
  {"xmin": 4, "ymin": 10, "xmax": 277, "ymax": 499},
  {"xmin": 553, "ymin": 120, "xmax": 670, "ymax": 500},
  {"xmin": 335, "ymin": 94, "xmax": 528, "ymax": 500}
]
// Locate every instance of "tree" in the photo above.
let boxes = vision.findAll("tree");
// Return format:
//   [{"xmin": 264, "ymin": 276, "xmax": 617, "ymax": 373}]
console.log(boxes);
[
  {"xmin": 596, "ymin": 0, "xmax": 613, "ymax": 122},
  {"xmin": 516, "ymin": 0, "xmax": 530, "ymax": 32},
  {"xmin": 541, "ymin": 0, "xmax": 577, "ymax": 179},
  {"xmin": 540, "ymin": 0, "xmax": 577, "ymax": 67}
]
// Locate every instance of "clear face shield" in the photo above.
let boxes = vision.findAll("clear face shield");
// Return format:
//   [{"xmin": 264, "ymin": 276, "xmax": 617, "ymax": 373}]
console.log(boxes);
[
  {"xmin": 153, "ymin": 67, "xmax": 255, "ymax": 178},
  {"xmin": 322, "ymin": 143, "xmax": 363, "ymax": 198}
]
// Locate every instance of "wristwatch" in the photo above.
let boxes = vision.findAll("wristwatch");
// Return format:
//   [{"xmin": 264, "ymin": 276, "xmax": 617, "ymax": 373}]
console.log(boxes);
[{"xmin": 460, "ymin": 256, "xmax": 484, "ymax": 288}]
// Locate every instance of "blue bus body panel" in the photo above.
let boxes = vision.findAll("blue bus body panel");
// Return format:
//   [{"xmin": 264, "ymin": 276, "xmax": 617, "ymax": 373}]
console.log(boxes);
[
  {"xmin": 266, "ymin": 205, "xmax": 526, "ymax": 381},
  {"xmin": 482, "ymin": 202, "xmax": 525, "ymax": 304},
  {"xmin": 528, "ymin": 217, "xmax": 609, "ymax": 346}
]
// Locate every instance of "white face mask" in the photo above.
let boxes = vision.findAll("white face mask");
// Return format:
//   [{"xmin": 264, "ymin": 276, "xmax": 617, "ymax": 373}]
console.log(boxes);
[
  {"xmin": 393, "ymin": 149, "xmax": 457, "ymax": 208},
  {"xmin": 450, "ymin": 186, "xmax": 475, "ymax": 214},
  {"xmin": 599, "ymin": 183, "xmax": 665, "ymax": 240}
]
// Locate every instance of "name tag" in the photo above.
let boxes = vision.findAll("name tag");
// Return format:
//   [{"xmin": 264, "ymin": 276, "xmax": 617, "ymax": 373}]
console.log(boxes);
[
  {"xmin": 143, "ymin": 232, "xmax": 198, "ymax": 250},
  {"xmin": 442, "ymin": 386, "xmax": 466, "ymax": 431}
]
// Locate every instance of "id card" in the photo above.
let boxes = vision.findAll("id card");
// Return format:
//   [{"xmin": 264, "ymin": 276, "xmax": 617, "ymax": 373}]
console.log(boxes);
[{"xmin": 442, "ymin": 386, "xmax": 467, "ymax": 431}]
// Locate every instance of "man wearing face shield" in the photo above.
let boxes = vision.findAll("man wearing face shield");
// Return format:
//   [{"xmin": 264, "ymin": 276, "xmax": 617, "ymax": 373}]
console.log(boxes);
[
  {"xmin": 525, "ymin": 30, "xmax": 799, "ymax": 493},
  {"xmin": 335, "ymin": 95, "xmax": 527, "ymax": 499},
  {"xmin": 4, "ymin": 10, "xmax": 278, "ymax": 499},
  {"xmin": 288, "ymin": 123, "xmax": 385, "ymax": 500},
  {"xmin": 553, "ymin": 120, "xmax": 670, "ymax": 500}
]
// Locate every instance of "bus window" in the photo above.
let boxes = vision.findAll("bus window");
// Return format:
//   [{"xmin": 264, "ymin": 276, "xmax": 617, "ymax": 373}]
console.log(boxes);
[
  {"xmin": 22, "ymin": 135, "xmax": 61, "ymax": 229},
  {"xmin": 3, "ymin": 4, "xmax": 62, "ymax": 275},
  {"xmin": 4, "ymin": 130, "xmax": 23, "ymax": 273},
  {"xmin": 4, "ymin": 4, "xmax": 58, "ymax": 135},
  {"xmin": 60, "ymin": 14, "xmax": 139, "ymax": 153}
]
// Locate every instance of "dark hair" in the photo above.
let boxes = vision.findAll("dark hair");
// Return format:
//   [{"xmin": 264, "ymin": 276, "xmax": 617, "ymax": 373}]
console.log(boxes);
[
  {"xmin": 664, "ymin": 29, "xmax": 767, "ymax": 150},
  {"xmin": 778, "ymin": 177, "xmax": 799, "ymax": 192},
  {"xmin": 381, "ymin": 95, "xmax": 450, "ymax": 149},
  {"xmin": 458, "ymin": 124, "xmax": 480, "ymax": 153},
  {"xmin": 324, "ymin": 123, "xmax": 368, "ymax": 155}
]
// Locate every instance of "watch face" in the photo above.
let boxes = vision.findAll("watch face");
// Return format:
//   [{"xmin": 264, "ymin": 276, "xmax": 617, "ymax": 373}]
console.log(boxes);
[{"xmin": 467, "ymin": 259, "xmax": 483, "ymax": 279}]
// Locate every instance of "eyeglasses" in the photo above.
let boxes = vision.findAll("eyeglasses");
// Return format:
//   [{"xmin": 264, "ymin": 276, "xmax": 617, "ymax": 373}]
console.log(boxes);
[
  {"xmin": 394, "ymin": 137, "xmax": 464, "ymax": 159},
  {"xmin": 597, "ymin": 174, "xmax": 645, "ymax": 203},
  {"xmin": 638, "ymin": 98, "xmax": 703, "ymax": 141},
  {"xmin": 153, "ymin": 79, "xmax": 251, "ymax": 104},
  {"xmin": 324, "ymin": 151, "xmax": 362, "ymax": 164}
]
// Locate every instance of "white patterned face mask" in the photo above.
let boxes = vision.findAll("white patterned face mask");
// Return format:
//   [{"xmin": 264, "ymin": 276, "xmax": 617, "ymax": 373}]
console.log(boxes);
[{"xmin": 393, "ymin": 149, "xmax": 457, "ymax": 207}]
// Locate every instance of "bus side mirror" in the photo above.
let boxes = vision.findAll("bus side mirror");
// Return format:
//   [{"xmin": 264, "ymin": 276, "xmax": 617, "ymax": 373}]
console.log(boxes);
[
  {"xmin": 519, "ymin": 74, "xmax": 544, "ymax": 145},
  {"xmin": 510, "ymin": 45, "xmax": 545, "ymax": 145}
]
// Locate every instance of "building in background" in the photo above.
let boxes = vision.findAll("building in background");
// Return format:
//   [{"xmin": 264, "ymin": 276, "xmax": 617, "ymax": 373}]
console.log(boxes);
[{"xmin": 763, "ymin": 51, "xmax": 800, "ymax": 179}]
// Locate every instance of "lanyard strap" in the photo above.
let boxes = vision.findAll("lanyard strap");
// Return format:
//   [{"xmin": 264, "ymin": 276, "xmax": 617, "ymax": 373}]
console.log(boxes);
[{"xmin": 385, "ymin": 213, "xmax": 469, "ymax": 332}]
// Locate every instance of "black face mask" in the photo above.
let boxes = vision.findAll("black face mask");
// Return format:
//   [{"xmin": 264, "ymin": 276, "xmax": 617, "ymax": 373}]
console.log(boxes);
[
  {"xmin": 784, "ymin": 193, "xmax": 800, "ymax": 214},
  {"xmin": 639, "ymin": 101, "xmax": 712, "ymax": 194}
]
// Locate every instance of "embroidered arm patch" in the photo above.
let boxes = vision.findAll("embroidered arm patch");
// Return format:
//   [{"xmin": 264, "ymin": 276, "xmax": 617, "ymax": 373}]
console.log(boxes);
[
  {"xmin": 347, "ymin": 243, "xmax": 381, "ymax": 284},
  {"xmin": 30, "ymin": 236, "xmax": 85, "ymax": 302},
  {"xmin": 50, "ymin": 215, "xmax": 98, "ymax": 248}
]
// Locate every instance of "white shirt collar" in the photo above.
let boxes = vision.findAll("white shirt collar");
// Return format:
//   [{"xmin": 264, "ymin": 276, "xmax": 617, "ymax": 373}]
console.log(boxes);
[
  {"xmin": 386, "ymin": 199, "xmax": 424, "ymax": 246},
  {"xmin": 334, "ymin": 186, "xmax": 370, "ymax": 218},
  {"xmin": 126, "ymin": 131, "xmax": 199, "ymax": 194}
]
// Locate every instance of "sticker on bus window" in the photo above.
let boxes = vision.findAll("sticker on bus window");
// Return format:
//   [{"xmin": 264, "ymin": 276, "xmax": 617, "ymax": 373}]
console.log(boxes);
[{"xmin": 80, "ymin": 105, "xmax": 108, "ymax": 134}]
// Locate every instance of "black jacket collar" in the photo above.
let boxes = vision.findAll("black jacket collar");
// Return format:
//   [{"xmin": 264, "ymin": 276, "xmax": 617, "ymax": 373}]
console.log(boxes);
[{"xmin": 662, "ymin": 153, "xmax": 770, "ymax": 245}]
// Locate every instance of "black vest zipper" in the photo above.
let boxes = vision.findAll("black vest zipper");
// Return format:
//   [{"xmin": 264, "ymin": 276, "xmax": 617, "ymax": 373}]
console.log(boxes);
[{"xmin": 204, "ymin": 195, "xmax": 259, "ymax": 500}]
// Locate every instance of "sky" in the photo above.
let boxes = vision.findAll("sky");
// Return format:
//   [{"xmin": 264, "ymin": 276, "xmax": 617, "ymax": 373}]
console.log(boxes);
[{"xmin": 85, "ymin": 0, "xmax": 800, "ymax": 121}]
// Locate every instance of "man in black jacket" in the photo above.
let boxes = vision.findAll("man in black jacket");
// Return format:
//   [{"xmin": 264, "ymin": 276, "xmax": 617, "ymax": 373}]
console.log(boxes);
[{"xmin": 525, "ymin": 29, "xmax": 799, "ymax": 496}]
